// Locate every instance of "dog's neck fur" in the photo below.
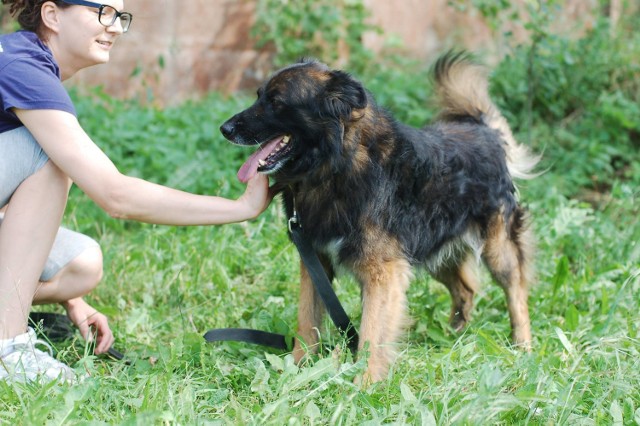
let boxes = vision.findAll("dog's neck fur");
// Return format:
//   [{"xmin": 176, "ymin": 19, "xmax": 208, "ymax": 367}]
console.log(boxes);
[{"xmin": 280, "ymin": 103, "xmax": 402, "ymax": 241}]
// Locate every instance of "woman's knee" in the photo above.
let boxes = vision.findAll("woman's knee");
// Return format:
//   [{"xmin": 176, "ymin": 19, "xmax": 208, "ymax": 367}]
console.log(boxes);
[
  {"xmin": 54, "ymin": 244, "xmax": 104, "ymax": 293},
  {"xmin": 33, "ymin": 244, "xmax": 104, "ymax": 304},
  {"xmin": 69, "ymin": 245, "xmax": 104, "ymax": 293},
  {"xmin": 41, "ymin": 161, "xmax": 73, "ymax": 193}
]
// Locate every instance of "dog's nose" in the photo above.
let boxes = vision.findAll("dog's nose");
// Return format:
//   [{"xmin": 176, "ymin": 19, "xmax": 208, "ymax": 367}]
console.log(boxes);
[{"xmin": 220, "ymin": 121, "xmax": 234, "ymax": 138}]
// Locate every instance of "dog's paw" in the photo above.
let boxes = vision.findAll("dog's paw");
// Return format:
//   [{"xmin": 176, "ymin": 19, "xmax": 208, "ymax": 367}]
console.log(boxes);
[
  {"xmin": 449, "ymin": 315, "xmax": 468, "ymax": 333},
  {"xmin": 353, "ymin": 369, "xmax": 384, "ymax": 387},
  {"xmin": 292, "ymin": 338, "xmax": 315, "ymax": 364},
  {"xmin": 292, "ymin": 347, "xmax": 306, "ymax": 365}
]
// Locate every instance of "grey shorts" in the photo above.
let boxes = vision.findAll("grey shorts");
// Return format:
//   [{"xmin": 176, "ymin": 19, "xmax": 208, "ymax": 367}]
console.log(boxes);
[
  {"xmin": 0, "ymin": 217, "xmax": 99, "ymax": 282},
  {"xmin": 0, "ymin": 126, "xmax": 99, "ymax": 281},
  {"xmin": 0, "ymin": 126, "xmax": 50, "ymax": 208}
]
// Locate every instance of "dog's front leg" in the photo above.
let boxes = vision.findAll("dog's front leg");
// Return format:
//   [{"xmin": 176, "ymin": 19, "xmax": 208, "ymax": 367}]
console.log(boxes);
[
  {"xmin": 292, "ymin": 256, "xmax": 332, "ymax": 363},
  {"xmin": 355, "ymin": 258, "xmax": 412, "ymax": 384}
]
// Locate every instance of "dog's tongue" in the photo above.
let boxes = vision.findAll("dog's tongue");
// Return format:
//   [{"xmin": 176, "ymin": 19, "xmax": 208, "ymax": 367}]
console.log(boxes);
[{"xmin": 237, "ymin": 136, "xmax": 283, "ymax": 183}]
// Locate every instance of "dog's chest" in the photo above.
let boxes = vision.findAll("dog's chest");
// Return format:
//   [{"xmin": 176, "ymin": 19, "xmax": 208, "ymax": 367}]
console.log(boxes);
[{"xmin": 318, "ymin": 237, "xmax": 346, "ymax": 267}]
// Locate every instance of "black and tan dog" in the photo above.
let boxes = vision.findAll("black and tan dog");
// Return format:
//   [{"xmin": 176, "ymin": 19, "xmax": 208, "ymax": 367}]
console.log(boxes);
[{"xmin": 220, "ymin": 52, "xmax": 539, "ymax": 383}]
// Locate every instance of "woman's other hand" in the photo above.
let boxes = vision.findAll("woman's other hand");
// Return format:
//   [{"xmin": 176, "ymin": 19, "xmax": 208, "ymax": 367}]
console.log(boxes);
[{"xmin": 63, "ymin": 297, "xmax": 114, "ymax": 355}]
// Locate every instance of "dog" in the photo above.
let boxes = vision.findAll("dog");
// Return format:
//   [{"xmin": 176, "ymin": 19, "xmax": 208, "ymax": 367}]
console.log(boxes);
[{"xmin": 220, "ymin": 52, "xmax": 539, "ymax": 384}]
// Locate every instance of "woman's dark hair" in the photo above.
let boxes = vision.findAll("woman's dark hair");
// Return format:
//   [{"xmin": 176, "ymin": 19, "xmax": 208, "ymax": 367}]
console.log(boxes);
[{"xmin": 1, "ymin": 0, "xmax": 70, "ymax": 39}]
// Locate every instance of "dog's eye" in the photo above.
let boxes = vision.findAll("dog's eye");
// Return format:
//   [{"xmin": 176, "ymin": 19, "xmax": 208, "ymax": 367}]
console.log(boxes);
[
  {"xmin": 271, "ymin": 98, "xmax": 282, "ymax": 107},
  {"xmin": 267, "ymin": 96, "xmax": 286, "ymax": 111}
]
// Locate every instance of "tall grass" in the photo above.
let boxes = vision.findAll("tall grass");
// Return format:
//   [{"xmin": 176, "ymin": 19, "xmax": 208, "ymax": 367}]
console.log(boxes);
[{"xmin": 2, "ymin": 10, "xmax": 640, "ymax": 426}]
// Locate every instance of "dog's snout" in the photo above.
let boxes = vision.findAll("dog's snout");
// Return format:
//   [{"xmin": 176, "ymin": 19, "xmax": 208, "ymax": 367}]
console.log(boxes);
[{"xmin": 220, "ymin": 121, "xmax": 235, "ymax": 139}]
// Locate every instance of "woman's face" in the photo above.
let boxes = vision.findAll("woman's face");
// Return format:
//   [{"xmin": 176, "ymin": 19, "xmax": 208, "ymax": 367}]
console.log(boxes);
[{"xmin": 50, "ymin": 0, "xmax": 127, "ymax": 77}]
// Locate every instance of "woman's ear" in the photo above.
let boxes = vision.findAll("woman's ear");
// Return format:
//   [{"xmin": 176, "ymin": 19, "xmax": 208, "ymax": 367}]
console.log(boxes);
[{"xmin": 41, "ymin": 1, "xmax": 62, "ymax": 35}]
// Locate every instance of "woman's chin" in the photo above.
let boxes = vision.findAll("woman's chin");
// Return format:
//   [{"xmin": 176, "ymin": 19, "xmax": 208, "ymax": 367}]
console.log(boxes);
[{"xmin": 90, "ymin": 47, "xmax": 111, "ymax": 65}]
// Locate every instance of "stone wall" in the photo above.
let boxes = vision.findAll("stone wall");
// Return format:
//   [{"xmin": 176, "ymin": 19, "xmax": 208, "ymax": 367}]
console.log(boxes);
[
  {"xmin": 63, "ymin": 0, "xmax": 601, "ymax": 104},
  {"xmin": 68, "ymin": 0, "xmax": 272, "ymax": 103}
]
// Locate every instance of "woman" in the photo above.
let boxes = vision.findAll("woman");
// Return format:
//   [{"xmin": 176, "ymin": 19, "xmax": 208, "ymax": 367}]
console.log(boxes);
[{"xmin": 0, "ymin": 0, "xmax": 272, "ymax": 383}]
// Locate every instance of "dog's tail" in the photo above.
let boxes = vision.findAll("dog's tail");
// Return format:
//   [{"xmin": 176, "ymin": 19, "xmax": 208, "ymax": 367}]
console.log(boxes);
[{"xmin": 433, "ymin": 51, "xmax": 540, "ymax": 180}]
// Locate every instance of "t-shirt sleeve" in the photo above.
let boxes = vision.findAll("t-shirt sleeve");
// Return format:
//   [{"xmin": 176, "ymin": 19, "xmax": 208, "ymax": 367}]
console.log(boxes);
[{"xmin": 0, "ymin": 56, "xmax": 76, "ymax": 116}]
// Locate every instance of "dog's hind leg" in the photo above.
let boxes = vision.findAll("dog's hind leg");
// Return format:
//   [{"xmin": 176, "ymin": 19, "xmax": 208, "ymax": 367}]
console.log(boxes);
[
  {"xmin": 292, "ymin": 256, "xmax": 332, "ymax": 364},
  {"xmin": 482, "ymin": 207, "xmax": 534, "ymax": 349},
  {"xmin": 432, "ymin": 253, "xmax": 480, "ymax": 332},
  {"xmin": 353, "ymin": 258, "xmax": 412, "ymax": 384}
]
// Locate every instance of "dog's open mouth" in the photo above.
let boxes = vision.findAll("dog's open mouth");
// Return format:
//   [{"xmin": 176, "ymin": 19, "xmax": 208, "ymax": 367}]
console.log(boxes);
[{"xmin": 237, "ymin": 135, "xmax": 292, "ymax": 182}]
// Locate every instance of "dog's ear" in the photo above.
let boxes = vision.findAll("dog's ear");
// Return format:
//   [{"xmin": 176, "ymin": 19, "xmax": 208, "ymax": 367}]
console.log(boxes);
[{"xmin": 322, "ymin": 70, "xmax": 368, "ymax": 120}]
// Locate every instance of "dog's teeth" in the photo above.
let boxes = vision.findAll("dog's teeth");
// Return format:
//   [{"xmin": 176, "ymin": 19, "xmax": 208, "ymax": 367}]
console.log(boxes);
[
  {"xmin": 282, "ymin": 135, "xmax": 290, "ymax": 143},
  {"xmin": 258, "ymin": 159, "xmax": 267, "ymax": 167}
]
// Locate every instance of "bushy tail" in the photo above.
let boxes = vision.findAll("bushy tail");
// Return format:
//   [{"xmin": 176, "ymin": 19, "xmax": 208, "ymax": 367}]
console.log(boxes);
[{"xmin": 433, "ymin": 51, "xmax": 540, "ymax": 180}]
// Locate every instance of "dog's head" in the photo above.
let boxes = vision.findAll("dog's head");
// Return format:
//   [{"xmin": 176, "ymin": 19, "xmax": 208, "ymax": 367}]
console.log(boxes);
[{"xmin": 220, "ymin": 59, "xmax": 368, "ymax": 183}]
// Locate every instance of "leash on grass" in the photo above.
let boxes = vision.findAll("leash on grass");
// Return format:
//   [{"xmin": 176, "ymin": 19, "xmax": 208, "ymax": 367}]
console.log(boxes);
[
  {"xmin": 203, "ymin": 212, "xmax": 359, "ymax": 353},
  {"xmin": 28, "ymin": 311, "xmax": 126, "ymax": 361}
]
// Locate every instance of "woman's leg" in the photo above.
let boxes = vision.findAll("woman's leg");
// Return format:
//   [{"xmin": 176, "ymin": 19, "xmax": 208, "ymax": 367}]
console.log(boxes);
[
  {"xmin": 0, "ymin": 160, "xmax": 69, "ymax": 340},
  {"xmin": 33, "ymin": 241, "xmax": 104, "ymax": 304},
  {"xmin": 33, "ymin": 244, "xmax": 114, "ymax": 356},
  {"xmin": 1, "ymin": 210, "xmax": 114, "ymax": 355}
]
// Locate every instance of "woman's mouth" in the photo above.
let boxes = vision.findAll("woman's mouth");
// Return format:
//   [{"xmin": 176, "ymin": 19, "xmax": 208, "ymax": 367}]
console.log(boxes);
[{"xmin": 96, "ymin": 40, "xmax": 113, "ymax": 49}]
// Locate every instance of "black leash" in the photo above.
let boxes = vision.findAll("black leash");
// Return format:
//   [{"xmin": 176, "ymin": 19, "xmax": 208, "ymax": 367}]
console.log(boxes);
[
  {"xmin": 28, "ymin": 311, "xmax": 126, "ymax": 361},
  {"xmin": 203, "ymin": 328, "xmax": 289, "ymax": 350},
  {"xmin": 204, "ymin": 213, "xmax": 359, "ymax": 352}
]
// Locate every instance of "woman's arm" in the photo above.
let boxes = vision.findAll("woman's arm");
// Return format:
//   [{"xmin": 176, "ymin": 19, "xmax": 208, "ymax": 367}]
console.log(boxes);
[{"xmin": 16, "ymin": 108, "xmax": 272, "ymax": 225}]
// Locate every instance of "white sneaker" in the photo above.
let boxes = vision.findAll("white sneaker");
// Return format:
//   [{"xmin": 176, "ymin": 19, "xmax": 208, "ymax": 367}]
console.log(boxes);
[{"xmin": 0, "ymin": 328, "xmax": 75, "ymax": 384}]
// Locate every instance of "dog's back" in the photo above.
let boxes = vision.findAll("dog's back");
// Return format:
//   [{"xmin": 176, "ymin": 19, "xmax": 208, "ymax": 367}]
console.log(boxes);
[{"xmin": 348, "ymin": 53, "xmax": 539, "ymax": 270}]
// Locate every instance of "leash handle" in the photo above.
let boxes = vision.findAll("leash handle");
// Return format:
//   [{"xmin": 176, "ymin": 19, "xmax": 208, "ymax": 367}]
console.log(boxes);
[{"xmin": 28, "ymin": 312, "xmax": 128, "ymax": 362}]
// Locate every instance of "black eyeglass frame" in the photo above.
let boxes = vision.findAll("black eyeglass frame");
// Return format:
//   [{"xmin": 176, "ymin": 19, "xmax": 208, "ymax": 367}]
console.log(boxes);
[{"xmin": 60, "ymin": 0, "xmax": 133, "ymax": 33}]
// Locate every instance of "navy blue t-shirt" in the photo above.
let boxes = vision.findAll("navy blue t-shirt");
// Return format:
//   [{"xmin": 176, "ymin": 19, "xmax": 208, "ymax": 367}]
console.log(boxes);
[{"xmin": 0, "ymin": 30, "xmax": 76, "ymax": 133}]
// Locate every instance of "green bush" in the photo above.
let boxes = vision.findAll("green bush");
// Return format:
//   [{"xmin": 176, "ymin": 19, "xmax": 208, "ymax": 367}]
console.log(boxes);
[
  {"xmin": 253, "ymin": 0, "xmax": 435, "ymax": 127},
  {"xmin": 491, "ymin": 15, "xmax": 640, "ymax": 193},
  {"xmin": 252, "ymin": 0, "xmax": 378, "ymax": 70}
]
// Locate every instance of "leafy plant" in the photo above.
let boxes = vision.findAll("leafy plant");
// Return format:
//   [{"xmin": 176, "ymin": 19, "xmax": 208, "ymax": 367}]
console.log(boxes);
[
  {"xmin": 252, "ymin": 0, "xmax": 379, "ymax": 71},
  {"xmin": 0, "ymin": 4, "xmax": 19, "ymax": 32}
]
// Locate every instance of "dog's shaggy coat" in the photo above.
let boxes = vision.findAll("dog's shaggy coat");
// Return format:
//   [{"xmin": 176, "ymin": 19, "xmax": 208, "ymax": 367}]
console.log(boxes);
[{"xmin": 221, "ymin": 52, "xmax": 539, "ymax": 383}]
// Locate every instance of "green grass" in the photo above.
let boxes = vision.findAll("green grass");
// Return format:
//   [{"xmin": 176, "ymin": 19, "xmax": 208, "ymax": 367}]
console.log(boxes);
[{"xmin": 2, "ymin": 70, "xmax": 639, "ymax": 425}]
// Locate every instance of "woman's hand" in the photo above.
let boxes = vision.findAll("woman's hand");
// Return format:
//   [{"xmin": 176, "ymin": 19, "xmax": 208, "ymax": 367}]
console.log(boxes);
[
  {"xmin": 63, "ymin": 298, "xmax": 114, "ymax": 355},
  {"xmin": 237, "ymin": 173, "xmax": 274, "ymax": 220}
]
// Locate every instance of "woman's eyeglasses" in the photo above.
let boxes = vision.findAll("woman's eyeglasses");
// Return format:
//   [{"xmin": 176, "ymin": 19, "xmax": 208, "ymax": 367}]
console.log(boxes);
[{"xmin": 60, "ymin": 0, "xmax": 133, "ymax": 33}]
